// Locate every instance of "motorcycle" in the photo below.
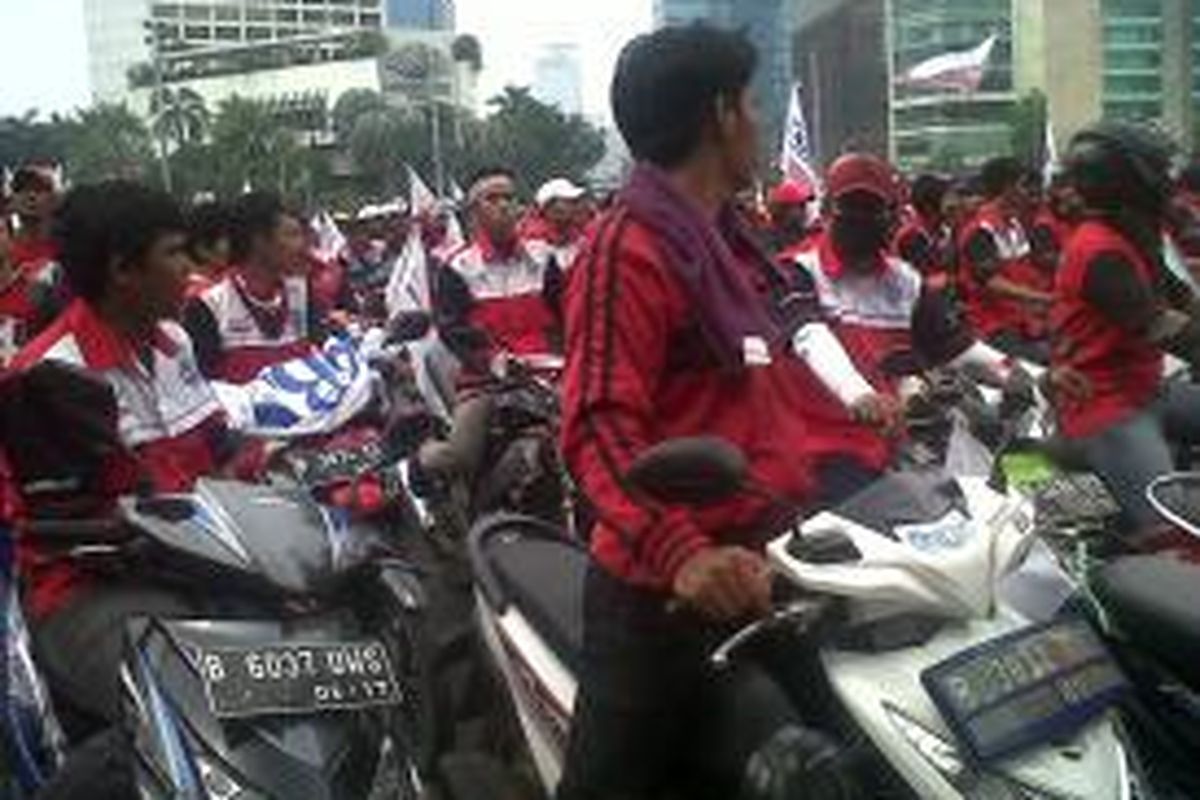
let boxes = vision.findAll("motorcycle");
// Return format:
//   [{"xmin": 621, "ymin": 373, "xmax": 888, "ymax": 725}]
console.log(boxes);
[
  {"xmin": 467, "ymin": 437, "xmax": 1145, "ymax": 799},
  {"xmin": 1, "ymin": 363, "xmax": 441, "ymax": 799}
]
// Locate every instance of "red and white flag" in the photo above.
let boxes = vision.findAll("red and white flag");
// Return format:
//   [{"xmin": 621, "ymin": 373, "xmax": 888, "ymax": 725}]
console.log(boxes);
[
  {"xmin": 407, "ymin": 165, "xmax": 439, "ymax": 216},
  {"xmin": 898, "ymin": 34, "xmax": 997, "ymax": 93}
]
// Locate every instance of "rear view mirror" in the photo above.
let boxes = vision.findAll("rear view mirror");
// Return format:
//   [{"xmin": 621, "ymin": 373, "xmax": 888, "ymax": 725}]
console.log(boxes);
[
  {"xmin": 626, "ymin": 437, "xmax": 747, "ymax": 507},
  {"xmin": 387, "ymin": 311, "xmax": 433, "ymax": 344}
]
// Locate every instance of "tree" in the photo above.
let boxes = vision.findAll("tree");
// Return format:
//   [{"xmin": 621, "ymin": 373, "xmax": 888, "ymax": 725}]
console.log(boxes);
[
  {"xmin": 65, "ymin": 104, "xmax": 156, "ymax": 183},
  {"xmin": 468, "ymin": 87, "xmax": 606, "ymax": 193},
  {"xmin": 208, "ymin": 96, "xmax": 302, "ymax": 197},
  {"xmin": 0, "ymin": 111, "xmax": 72, "ymax": 170},
  {"xmin": 348, "ymin": 106, "xmax": 421, "ymax": 196},
  {"xmin": 332, "ymin": 89, "xmax": 387, "ymax": 145},
  {"xmin": 151, "ymin": 87, "xmax": 210, "ymax": 152}
]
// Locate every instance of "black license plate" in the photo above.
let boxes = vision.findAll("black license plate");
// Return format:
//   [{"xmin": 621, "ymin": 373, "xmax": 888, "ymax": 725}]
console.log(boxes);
[
  {"xmin": 199, "ymin": 640, "xmax": 401, "ymax": 719},
  {"xmin": 922, "ymin": 618, "xmax": 1127, "ymax": 765}
]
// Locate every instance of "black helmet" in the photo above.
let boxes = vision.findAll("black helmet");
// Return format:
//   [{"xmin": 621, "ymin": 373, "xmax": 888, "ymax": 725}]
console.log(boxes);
[{"xmin": 1065, "ymin": 122, "xmax": 1175, "ymax": 219}]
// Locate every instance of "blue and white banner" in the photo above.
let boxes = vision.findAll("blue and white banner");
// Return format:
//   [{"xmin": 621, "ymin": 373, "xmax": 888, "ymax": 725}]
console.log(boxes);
[{"xmin": 214, "ymin": 333, "xmax": 381, "ymax": 439}]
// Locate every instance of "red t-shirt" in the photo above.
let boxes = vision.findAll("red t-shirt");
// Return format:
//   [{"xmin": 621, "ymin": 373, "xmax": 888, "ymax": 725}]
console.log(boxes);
[
  {"xmin": 1051, "ymin": 220, "xmax": 1164, "ymax": 439},
  {"xmin": 10, "ymin": 300, "xmax": 228, "ymax": 618},
  {"xmin": 959, "ymin": 203, "xmax": 1049, "ymax": 338},
  {"xmin": 0, "ymin": 267, "xmax": 43, "ymax": 371},
  {"xmin": 9, "ymin": 235, "xmax": 57, "ymax": 270},
  {"xmin": 561, "ymin": 207, "xmax": 812, "ymax": 589}
]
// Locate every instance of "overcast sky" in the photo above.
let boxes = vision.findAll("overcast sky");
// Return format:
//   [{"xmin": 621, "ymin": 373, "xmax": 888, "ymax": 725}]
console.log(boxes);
[{"xmin": 0, "ymin": 0, "xmax": 650, "ymax": 119}]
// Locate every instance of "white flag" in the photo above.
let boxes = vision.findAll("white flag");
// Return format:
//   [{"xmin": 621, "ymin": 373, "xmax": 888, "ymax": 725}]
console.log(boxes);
[
  {"xmin": 780, "ymin": 83, "xmax": 821, "ymax": 192},
  {"xmin": 898, "ymin": 34, "xmax": 997, "ymax": 93},
  {"xmin": 448, "ymin": 179, "xmax": 466, "ymax": 205},
  {"xmin": 1042, "ymin": 117, "xmax": 1059, "ymax": 188},
  {"xmin": 310, "ymin": 210, "xmax": 347, "ymax": 263},
  {"xmin": 408, "ymin": 165, "xmax": 439, "ymax": 216},
  {"xmin": 440, "ymin": 209, "xmax": 467, "ymax": 258},
  {"xmin": 386, "ymin": 224, "xmax": 432, "ymax": 317}
]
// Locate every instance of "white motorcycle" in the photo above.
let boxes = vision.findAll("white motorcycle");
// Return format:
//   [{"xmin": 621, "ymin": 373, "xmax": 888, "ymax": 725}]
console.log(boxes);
[{"xmin": 467, "ymin": 437, "xmax": 1148, "ymax": 799}]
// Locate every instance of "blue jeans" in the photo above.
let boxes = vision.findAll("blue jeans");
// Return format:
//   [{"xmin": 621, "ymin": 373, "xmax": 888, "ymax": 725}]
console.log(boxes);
[{"xmin": 1077, "ymin": 381, "xmax": 1200, "ymax": 533}]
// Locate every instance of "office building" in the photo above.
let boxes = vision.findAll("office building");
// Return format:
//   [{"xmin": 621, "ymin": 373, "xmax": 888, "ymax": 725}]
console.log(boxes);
[
  {"xmin": 386, "ymin": 0, "xmax": 455, "ymax": 30},
  {"xmin": 654, "ymin": 0, "xmax": 794, "ymax": 156},
  {"xmin": 533, "ymin": 44, "xmax": 584, "ymax": 116}
]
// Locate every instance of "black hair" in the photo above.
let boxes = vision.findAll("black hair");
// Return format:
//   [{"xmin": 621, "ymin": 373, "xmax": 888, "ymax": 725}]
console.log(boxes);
[
  {"xmin": 227, "ymin": 191, "xmax": 290, "ymax": 263},
  {"xmin": 54, "ymin": 181, "xmax": 184, "ymax": 302},
  {"xmin": 1180, "ymin": 162, "xmax": 1200, "ymax": 193},
  {"xmin": 980, "ymin": 157, "xmax": 1023, "ymax": 199},
  {"xmin": 611, "ymin": 24, "xmax": 758, "ymax": 168},
  {"xmin": 11, "ymin": 167, "xmax": 54, "ymax": 194},
  {"xmin": 466, "ymin": 166, "xmax": 516, "ymax": 196},
  {"xmin": 185, "ymin": 201, "xmax": 230, "ymax": 262},
  {"xmin": 910, "ymin": 174, "xmax": 949, "ymax": 217}
]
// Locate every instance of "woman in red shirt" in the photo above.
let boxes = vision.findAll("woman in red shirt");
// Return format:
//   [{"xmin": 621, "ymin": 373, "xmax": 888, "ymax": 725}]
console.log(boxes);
[{"xmin": 1052, "ymin": 123, "xmax": 1200, "ymax": 537}]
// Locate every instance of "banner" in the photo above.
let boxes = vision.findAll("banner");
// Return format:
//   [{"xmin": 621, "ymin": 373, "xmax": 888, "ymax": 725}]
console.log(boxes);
[
  {"xmin": 310, "ymin": 210, "xmax": 347, "ymax": 263},
  {"xmin": 898, "ymin": 34, "xmax": 997, "ymax": 93},
  {"xmin": 213, "ymin": 334, "xmax": 378, "ymax": 438}
]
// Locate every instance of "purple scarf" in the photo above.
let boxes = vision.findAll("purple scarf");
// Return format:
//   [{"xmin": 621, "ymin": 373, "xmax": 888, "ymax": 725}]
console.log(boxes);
[{"xmin": 620, "ymin": 163, "xmax": 780, "ymax": 370}]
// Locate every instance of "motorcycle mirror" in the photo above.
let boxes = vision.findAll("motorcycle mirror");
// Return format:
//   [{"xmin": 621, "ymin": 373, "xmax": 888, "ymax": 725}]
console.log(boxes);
[
  {"xmin": 387, "ymin": 311, "xmax": 433, "ymax": 344},
  {"xmin": 880, "ymin": 349, "xmax": 923, "ymax": 379},
  {"xmin": 625, "ymin": 437, "xmax": 747, "ymax": 507}
]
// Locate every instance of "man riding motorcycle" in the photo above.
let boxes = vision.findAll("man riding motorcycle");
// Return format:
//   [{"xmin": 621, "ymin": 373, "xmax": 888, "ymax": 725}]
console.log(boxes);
[
  {"xmin": 183, "ymin": 191, "xmax": 324, "ymax": 384},
  {"xmin": 558, "ymin": 25, "xmax": 848, "ymax": 800},
  {"xmin": 5, "ymin": 182, "xmax": 265, "ymax": 727},
  {"xmin": 1051, "ymin": 122, "xmax": 1200, "ymax": 538}
]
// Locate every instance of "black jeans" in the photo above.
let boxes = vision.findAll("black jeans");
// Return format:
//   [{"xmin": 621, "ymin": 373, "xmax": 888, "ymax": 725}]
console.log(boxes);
[{"xmin": 557, "ymin": 565, "xmax": 839, "ymax": 800}]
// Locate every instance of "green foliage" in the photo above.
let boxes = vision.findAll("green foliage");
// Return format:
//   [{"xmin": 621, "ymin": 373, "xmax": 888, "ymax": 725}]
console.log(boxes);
[
  {"xmin": 65, "ymin": 104, "xmax": 157, "ymax": 183},
  {"xmin": 151, "ymin": 87, "xmax": 210, "ymax": 151}
]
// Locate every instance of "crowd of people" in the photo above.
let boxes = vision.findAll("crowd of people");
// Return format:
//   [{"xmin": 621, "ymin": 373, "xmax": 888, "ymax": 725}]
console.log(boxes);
[{"xmin": 3, "ymin": 20, "xmax": 1200, "ymax": 800}]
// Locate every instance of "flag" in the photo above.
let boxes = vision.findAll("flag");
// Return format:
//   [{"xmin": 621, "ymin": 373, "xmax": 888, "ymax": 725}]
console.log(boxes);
[
  {"xmin": 440, "ymin": 209, "xmax": 467, "ymax": 258},
  {"xmin": 780, "ymin": 83, "xmax": 821, "ymax": 191},
  {"xmin": 1042, "ymin": 117, "xmax": 1059, "ymax": 188},
  {"xmin": 407, "ymin": 165, "xmax": 438, "ymax": 216},
  {"xmin": 385, "ymin": 224, "xmax": 432, "ymax": 318},
  {"xmin": 448, "ymin": 179, "xmax": 466, "ymax": 205},
  {"xmin": 898, "ymin": 34, "xmax": 998, "ymax": 93},
  {"xmin": 310, "ymin": 210, "xmax": 347, "ymax": 263}
]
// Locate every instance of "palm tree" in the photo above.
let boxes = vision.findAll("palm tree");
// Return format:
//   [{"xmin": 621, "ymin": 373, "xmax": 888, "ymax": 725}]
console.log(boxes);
[
  {"xmin": 151, "ymin": 87, "xmax": 210, "ymax": 152},
  {"xmin": 210, "ymin": 96, "xmax": 301, "ymax": 196}
]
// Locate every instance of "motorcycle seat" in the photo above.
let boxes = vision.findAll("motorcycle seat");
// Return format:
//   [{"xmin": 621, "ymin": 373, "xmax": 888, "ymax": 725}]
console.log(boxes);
[
  {"xmin": 488, "ymin": 536, "xmax": 587, "ymax": 670},
  {"xmin": 1093, "ymin": 554, "xmax": 1200, "ymax": 690}
]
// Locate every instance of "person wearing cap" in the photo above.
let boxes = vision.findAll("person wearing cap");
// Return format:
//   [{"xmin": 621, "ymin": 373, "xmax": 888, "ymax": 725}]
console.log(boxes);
[
  {"xmin": 523, "ymin": 177, "xmax": 589, "ymax": 273},
  {"xmin": 766, "ymin": 177, "xmax": 817, "ymax": 253},
  {"xmin": 183, "ymin": 191, "xmax": 323, "ymax": 384},
  {"xmin": 9, "ymin": 164, "xmax": 61, "ymax": 269},
  {"xmin": 958, "ymin": 157, "xmax": 1054, "ymax": 362},
  {"xmin": 786, "ymin": 153, "xmax": 1035, "ymax": 496},
  {"xmin": 437, "ymin": 166, "xmax": 562, "ymax": 363}
]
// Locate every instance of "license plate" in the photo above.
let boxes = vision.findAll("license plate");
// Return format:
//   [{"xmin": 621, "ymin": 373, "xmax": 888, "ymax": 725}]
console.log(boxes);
[
  {"xmin": 922, "ymin": 618, "xmax": 1127, "ymax": 764},
  {"xmin": 199, "ymin": 640, "xmax": 401, "ymax": 719}
]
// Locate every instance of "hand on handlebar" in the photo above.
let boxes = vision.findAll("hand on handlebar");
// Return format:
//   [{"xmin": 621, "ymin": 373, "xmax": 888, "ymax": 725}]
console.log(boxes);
[
  {"xmin": 1040, "ymin": 366, "xmax": 1093, "ymax": 407},
  {"xmin": 673, "ymin": 547, "xmax": 772, "ymax": 621},
  {"xmin": 850, "ymin": 393, "xmax": 904, "ymax": 437}
]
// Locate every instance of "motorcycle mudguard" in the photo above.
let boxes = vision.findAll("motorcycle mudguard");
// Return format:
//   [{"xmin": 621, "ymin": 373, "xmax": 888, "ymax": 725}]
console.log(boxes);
[{"xmin": 121, "ymin": 615, "xmax": 399, "ymax": 800}]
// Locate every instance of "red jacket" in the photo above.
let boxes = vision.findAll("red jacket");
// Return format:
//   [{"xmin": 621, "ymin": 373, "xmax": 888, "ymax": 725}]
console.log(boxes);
[
  {"xmin": 959, "ymin": 203, "xmax": 1049, "ymax": 338},
  {"xmin": 561, "ymin": 207, "xmax": 812, "ymax": 590},
  {"xmin": 1051, "ymin": 220, "xmax": 1163, "ymax": 439},
  {"xmin": 184, "ymin": 271, "xmax": 318, "ymax": 384},
  {"xmin": 445, "ymin": 232, "xmax": 560, "ymax": 359},
  {"xmin": 10, "ymin": 300, "xmax": 229, "ymax": 618},
  {"xmin": 9, "ymin": 235, "xmax": 57, "ymax": 270},
  {"xmin": 0, "ymin": 263, "xmax": 49, "ymax": 371}
]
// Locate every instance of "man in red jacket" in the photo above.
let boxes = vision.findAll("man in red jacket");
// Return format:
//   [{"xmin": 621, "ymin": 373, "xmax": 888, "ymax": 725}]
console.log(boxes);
[
  {"xmin": 8, "ymin": 164, "xmax": 60, "ymax": 268},
  {"xmin": 183, "ymin": 191, "xmax": 322, "ymax": 383},
  {"xmin": 558, "ymin": 26, "xmax": 842, "ymax": 800},
  {"xmin": 4, "ymin": 181, "xmax": 264, "ymax": 735}
]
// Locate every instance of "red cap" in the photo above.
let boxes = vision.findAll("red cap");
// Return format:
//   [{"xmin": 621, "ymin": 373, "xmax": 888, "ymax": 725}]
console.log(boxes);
[
  {"xmin": 826, "ymin": 154, "xmax": 899, "ymax": 204},
  {"xmin": 769, "ymin": 179, "xmax": 815, "ymax": 206}
]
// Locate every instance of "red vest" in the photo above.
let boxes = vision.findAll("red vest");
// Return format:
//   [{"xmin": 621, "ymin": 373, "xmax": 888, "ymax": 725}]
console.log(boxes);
[
  {"xmin": 198, "ymin": 273, "xmax": 316, "ymax": 384},
  {"xmin": 0, "ymin": 266, "xmax": 44, "ymax": 371},
  {"xmin": 960, "ymin": 204, "xmax": 1048, "ymax": 337},
  {"xmin": 1051, "ymin": 220, "xmax": 1164, "ymax": 439}
]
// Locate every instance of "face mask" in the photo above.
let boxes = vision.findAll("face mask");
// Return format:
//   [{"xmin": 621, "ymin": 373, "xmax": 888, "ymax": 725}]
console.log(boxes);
[{"xmin": 832, "ymin": 213, "xmax": 891, "ymax": 263}]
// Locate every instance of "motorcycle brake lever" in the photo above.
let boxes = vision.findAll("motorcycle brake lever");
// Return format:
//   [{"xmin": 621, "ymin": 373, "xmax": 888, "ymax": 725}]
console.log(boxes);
[{"xmin": 709, "ymin": 599, "xmax": 828, "ymax": 672}]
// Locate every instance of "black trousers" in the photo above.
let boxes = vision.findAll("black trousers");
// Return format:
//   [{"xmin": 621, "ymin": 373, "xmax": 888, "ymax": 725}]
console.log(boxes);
[{"xmin": 557, "ymin": 565, "xmax": 836, "ymax": 800}]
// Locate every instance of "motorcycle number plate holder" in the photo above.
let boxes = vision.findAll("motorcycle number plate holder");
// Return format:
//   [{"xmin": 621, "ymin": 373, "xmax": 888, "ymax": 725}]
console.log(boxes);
[
  {"xmin": 199, "ymin": 640, "xmax": 401, "ymax": 719},
  {"xmin": 921, "ymin": 618, "xmax": 1127, "ymax": 765}
]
